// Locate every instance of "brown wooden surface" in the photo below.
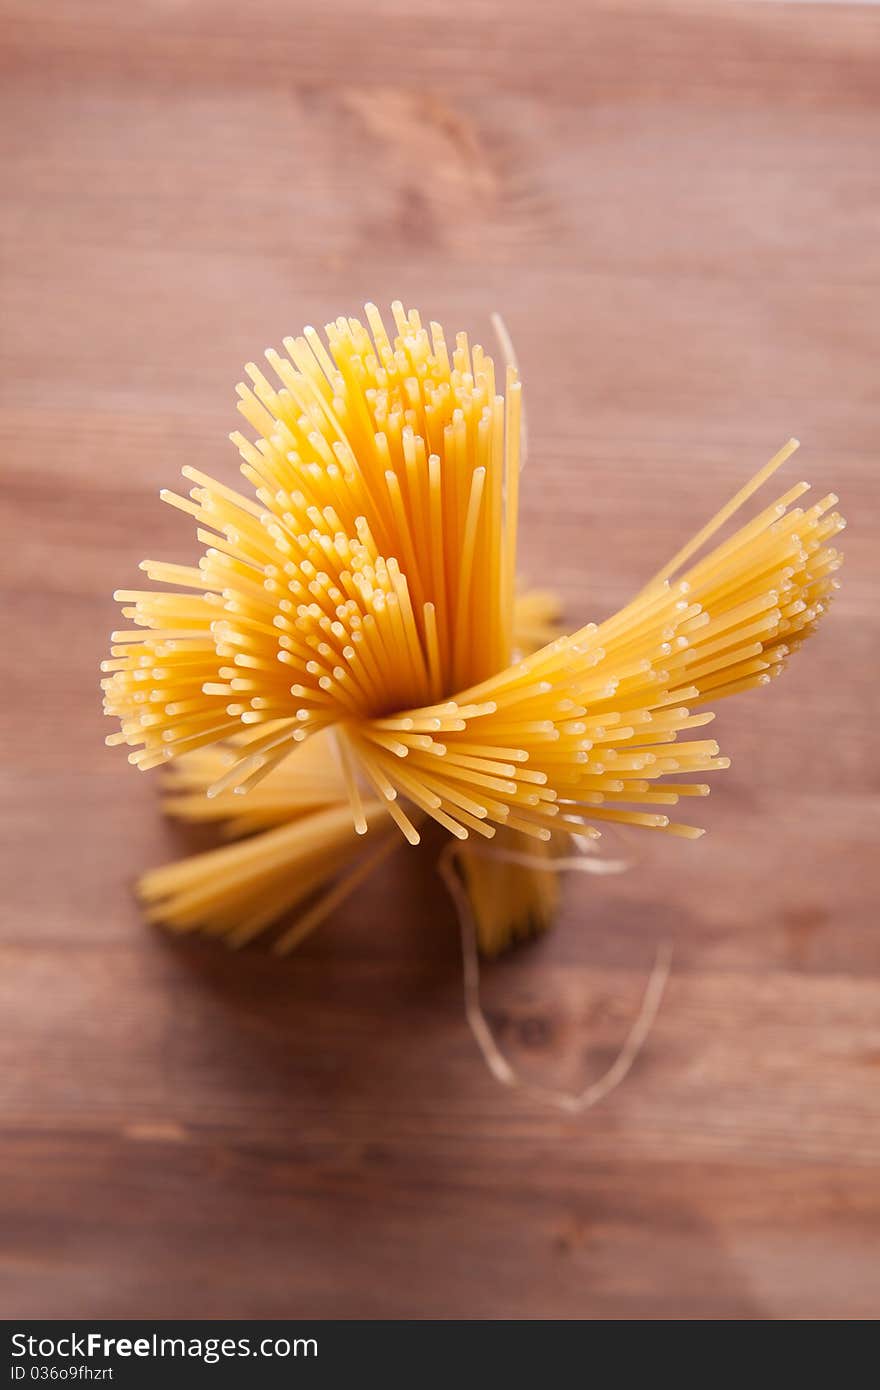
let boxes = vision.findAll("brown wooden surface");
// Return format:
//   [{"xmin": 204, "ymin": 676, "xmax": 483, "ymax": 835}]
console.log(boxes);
[{"xmin": 1, "ymin": 0, "xmax": 878, "ymax": 1320}]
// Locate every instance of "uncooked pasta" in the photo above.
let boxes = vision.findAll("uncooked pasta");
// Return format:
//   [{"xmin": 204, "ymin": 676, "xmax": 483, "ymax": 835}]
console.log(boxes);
[{"xmin": 102, "ymin": 302, "xmax": 844, "ymax": 953}]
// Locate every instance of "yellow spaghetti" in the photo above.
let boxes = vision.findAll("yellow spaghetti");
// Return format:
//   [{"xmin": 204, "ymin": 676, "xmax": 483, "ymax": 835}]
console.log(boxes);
[{"xmin": 102, "ymin": 302, "xmax": 844, "ymax": 952}]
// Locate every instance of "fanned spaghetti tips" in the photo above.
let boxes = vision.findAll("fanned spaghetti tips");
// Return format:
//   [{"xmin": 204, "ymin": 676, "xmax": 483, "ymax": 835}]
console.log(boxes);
[
  {"xmin": 103, "ymin": 302, "xmax": 844, "ymax": 952},
  {"xmin": 131, "ymin": 592, "xmax": 565, "ymax": 949}
]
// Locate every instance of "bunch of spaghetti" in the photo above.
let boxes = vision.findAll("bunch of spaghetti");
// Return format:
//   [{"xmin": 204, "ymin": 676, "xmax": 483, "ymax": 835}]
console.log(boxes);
[{"xmin": 102, "ymin": 303, "xmax": 844, "ymax": 954}]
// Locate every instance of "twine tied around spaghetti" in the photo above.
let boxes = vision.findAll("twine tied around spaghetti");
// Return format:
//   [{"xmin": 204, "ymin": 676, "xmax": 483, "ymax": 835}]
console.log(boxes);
[{"xmin": 438, "ymin": 837, "xmax": 672, "ymax": 1113}]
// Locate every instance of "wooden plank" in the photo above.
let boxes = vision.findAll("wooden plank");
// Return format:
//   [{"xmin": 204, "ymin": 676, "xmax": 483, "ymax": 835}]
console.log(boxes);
[{"xmin": 1, "ymin": 0, "xmax": 878, "ymax": 1320}]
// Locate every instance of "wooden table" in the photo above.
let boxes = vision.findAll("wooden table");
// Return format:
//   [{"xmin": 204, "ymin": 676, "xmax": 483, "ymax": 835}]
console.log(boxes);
[{"xmin": 1, "ymin": 0, "xmax": 878, "ymax": 1320}]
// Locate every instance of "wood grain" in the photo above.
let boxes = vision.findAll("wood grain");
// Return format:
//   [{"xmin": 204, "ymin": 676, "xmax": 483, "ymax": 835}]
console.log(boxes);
[{"xmin": 1, "ymin": 0, "xmax": 878, "ymax": 1320}]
